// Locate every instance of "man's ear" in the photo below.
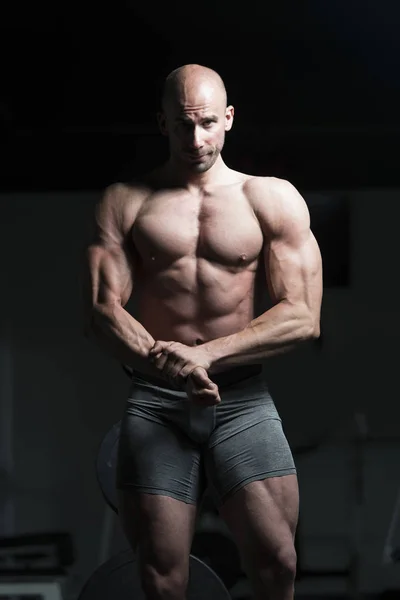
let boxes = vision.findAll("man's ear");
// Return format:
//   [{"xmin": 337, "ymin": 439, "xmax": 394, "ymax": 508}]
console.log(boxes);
[
  {"xmin": 157, "ymin": 111, "xmax": 168, "ymax": 136},
  {"xmin": 225, "ymin": 105, "xmax": 234, "ymax": 131}
]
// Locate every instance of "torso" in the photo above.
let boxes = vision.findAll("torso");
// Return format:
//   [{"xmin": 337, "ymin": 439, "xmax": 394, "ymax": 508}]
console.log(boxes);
[{"xmin": 126, "ymin": 168, "xmax": 269, "ymax": 346}]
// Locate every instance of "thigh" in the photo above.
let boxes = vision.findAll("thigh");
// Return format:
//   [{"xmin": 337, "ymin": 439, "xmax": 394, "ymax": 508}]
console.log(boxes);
[
  {"xmin": 205, "ymin": 408, "xmax": 298, "ymax": 570},
  {"xmin": 218, "ymin": 475, "xmax": 299, "ymax": 568},
  {"xmin": 116, "ymin": 409, "xmax": 201, "ymax": 575},
  {"xmin": 205, "ymin": 415, "xmax": 297, "ymax": 509},
  {"xmin": 116, "ymin": 409, "xmax": 204, "ymax": 506},
  {"xmin": 118, "ymin": 489, "xmax": 198, "ymax": 571}
]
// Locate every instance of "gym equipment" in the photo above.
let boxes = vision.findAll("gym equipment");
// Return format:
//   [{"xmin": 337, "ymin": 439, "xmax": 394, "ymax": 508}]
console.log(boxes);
[
  {"xmin": 78, "ymin": 549, "xmax": 231, "ymax": 600},
  {"xmin": 122, "ymin": 363, "xmax": 133, "ymax": 379},
  {"xmin": 96, "ymin": 421, "xmax": 120, "ymax": 513},
  {"xmin": 383, "ymin": 486, "xmax": 400, "ymax": 565},
  {"xmin": 191, "ymin": 530, "xmax": 243, "ymax": 590},
  {"xmin": 0, "ymin": 580, "xmax": 64, "ymax": 600},
  {"xmin": 0, "ymin": 532, "xmax": 74, "ymax": 600},
  {"xmin": 0, "ymin": 532, "xmax": 74, "ymax": 576}
]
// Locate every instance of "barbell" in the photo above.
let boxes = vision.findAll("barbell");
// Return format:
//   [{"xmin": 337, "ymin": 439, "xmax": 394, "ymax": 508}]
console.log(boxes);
[{"xmin": 78, "ymin": 548, "xmax": 231, "ymax": 600}]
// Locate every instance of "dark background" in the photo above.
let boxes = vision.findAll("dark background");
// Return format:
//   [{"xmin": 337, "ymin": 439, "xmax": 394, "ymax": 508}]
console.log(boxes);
[
  {"xmin": 1, "ymin": 0, "xmax": 400, "ymax": 191},
  {"xmin": 1, "ymin": 2, "xmax": 400, "ymax": 598}
]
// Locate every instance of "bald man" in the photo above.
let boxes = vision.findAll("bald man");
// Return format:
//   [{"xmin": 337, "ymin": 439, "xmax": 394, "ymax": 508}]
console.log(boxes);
[{"xmin": 84, "ymin": 64, "xmax": 323, "ymax": 600}]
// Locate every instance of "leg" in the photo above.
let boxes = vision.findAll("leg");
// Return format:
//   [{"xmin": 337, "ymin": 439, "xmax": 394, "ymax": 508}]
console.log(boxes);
[
  {"xmin": 219, "ymin": 475, "xmax": 298, "ymax": 600},
  {"xmin": 116, "ymin": 375, "xmax": 204, "ymax": 600},
  {"xmin": 205, "ymin": 371, "xmax": 298, "ymax": 599},
  {"xmin": 119, "ymin": 490, "xmax": 197, "ymax": 600}
]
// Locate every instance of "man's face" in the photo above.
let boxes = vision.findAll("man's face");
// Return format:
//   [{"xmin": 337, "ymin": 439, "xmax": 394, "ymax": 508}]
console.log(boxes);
[{"xmin": 159, "ymin": 81, "xmax": 234, "ymax": 173}]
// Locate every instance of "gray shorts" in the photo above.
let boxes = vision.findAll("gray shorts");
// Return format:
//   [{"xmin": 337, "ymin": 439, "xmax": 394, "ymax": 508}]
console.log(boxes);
[{"xmin": 116, "ymin": 365, "xmax": 296, "ymax": 508}]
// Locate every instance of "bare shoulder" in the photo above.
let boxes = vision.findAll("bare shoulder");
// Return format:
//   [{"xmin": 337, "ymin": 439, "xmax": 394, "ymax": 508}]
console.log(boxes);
[
  {"xmin": 243, "ymin": 176, "xmax": 310, "ymax": 235},
  {"xmin": 95, "ymin": 180, "xmax": 151, "ymax": 239}
]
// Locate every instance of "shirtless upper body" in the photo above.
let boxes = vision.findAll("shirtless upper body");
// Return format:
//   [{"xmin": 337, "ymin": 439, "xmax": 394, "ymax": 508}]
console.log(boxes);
[
  {"xmin": 83, "ymin": 64, "xmax": 322, "ymax": 401},
  {"xmin": 119, "ymin": 167, "xmax": 267, "ymax": 347}
]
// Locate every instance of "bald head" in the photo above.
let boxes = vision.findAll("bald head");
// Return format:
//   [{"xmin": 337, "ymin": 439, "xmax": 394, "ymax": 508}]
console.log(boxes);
[
  {"xmin": 158, "ymin": 64, "xmax": 234, "ymax": 174},
  {"xmin": 161, "ymin": 64, "xmax": 227, "ymax": 112}
]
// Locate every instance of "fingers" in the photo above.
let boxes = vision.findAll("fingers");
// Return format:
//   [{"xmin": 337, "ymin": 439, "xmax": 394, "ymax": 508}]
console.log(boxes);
[
  {"xmin": 149, "ymin": 345, "xmax": 216, "ymax": 394},
  {"xmin": 187, "ymin": 367, "xmax": 221, "ymax": 404},
  {"xmin": 149, "ymin": 340, "xmax": 167, "ymax": 355},
  {"xmin": 189, "ymin": 366, "xmax": 214, "ymax": 389},
  {"xmin": 192, "ymin": 389, "xmax": 221, "ymax": 406},
  {"xmin": 162, "ymin": 356, "xmax": 182, "ymax": 381},
  {"xmin": 187, "ymin": 375, "xmax": 221, "ymax": 406},
  {"xmin": 150, "ymin": 346, "xmax": 182, "ymax": 382}
]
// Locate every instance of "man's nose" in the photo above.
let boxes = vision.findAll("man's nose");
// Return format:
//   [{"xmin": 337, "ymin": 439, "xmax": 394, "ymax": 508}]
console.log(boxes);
[{"xmin": 189, "ymin": 127, "xmax": 204, "ymax": 149}]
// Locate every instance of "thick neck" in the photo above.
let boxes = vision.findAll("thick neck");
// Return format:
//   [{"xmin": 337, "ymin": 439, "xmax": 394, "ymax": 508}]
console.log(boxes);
[{"xmin": 164, "ymin": 154, "xmax": 229, "ymax": 192}]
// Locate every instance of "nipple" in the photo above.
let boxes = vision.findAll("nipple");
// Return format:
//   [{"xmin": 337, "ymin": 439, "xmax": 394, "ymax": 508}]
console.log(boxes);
[{"xmin": 239, "ymin": 253, "xmax": 247, "ymax": 262}]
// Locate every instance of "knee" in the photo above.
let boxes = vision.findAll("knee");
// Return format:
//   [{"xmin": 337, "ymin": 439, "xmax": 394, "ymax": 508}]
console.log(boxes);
[
  {"xmin": 259, "ymin": 543, "xmax": 297, "ymax": 586},
  {"xmin": 273, "ymin": 545, "xmax": 297, "ymax": 582},
  {"xmin": 140, "ymin": 562, "xmax": 188, "ymax": 600}
]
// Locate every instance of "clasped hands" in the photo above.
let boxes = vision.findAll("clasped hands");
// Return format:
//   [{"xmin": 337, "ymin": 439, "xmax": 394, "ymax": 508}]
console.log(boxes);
[{"xmin": 148, "ymin": 341, "xmax": 221, "ymax": 405}]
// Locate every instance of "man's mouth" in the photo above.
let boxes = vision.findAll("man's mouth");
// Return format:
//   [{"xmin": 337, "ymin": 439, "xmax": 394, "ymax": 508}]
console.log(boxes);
[{"xmin": 186, "ymin": 153, "xmax": 207, "ymax": 160}]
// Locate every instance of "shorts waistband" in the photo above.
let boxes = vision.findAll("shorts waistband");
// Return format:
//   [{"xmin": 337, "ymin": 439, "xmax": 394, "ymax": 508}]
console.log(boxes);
[
  {"xmin": 131, "ymin": 364, "xmax": 262, "ymax": 390},
  {"xmin": 211, "ymin": 364, "xmax": 262, "ymax": 388}
]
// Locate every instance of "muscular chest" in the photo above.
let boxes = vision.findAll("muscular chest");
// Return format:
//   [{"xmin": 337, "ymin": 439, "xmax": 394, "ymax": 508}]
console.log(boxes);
[{"xmin": 133, "ymin": 193, "xmax": 264, "ymax": 269}]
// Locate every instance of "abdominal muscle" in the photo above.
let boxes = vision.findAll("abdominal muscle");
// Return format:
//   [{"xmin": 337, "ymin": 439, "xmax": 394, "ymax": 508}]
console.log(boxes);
[{"xmin": 136, "ymin": 259, "xmax": 258, "ymax": 346}]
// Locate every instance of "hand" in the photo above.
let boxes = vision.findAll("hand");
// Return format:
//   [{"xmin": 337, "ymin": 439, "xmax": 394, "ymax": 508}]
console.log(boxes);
[
  {"xmin": 149, "ymin": 340, "xmax": 213, "ymax": 382},
  {"xmin": 149, "ymin": 341, "xmax": 220, "ymax": 405},
  {"xmin": 185, "ymin": 366, "xmax": 221, "ymax": 406}
]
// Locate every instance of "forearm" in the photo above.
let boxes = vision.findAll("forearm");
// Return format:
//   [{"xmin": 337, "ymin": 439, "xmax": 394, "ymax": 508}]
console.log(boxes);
[
  {"xmin": 86, "ymin": 303, "xmax": 166, "ymax": 381},
  {"xmin": 206, "ymin": 301, "xmax": 318, "ymax": 374}
]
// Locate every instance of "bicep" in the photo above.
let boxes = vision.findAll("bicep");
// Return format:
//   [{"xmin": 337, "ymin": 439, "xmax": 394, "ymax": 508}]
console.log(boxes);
[
  {"xmin": 84, "ymin": 243, "xmax": 134, "ymax": 311},
  {"xmin": 263, "ymin": 186, "xmax": 323, "ymax": 317},
  {"xmin": 266, "ymin": 229, "xmax": 322, "ymax": 312},
  {"xmin": 83, "ymin": 185, "xmax": 137, "ymax": 320}
]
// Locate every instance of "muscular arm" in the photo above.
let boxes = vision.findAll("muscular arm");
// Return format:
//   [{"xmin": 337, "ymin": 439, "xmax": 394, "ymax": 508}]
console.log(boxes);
[
  {"xmin": 205, "ymin": 178, "xmax": 323, "ymax": 373},
  {"xmin": 84, "ymin": 185, "xmax": 220, "ymax": 401},
  {"xmin": 83, "ymin": 184, "xmax": 164, "ymax": 380}
]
